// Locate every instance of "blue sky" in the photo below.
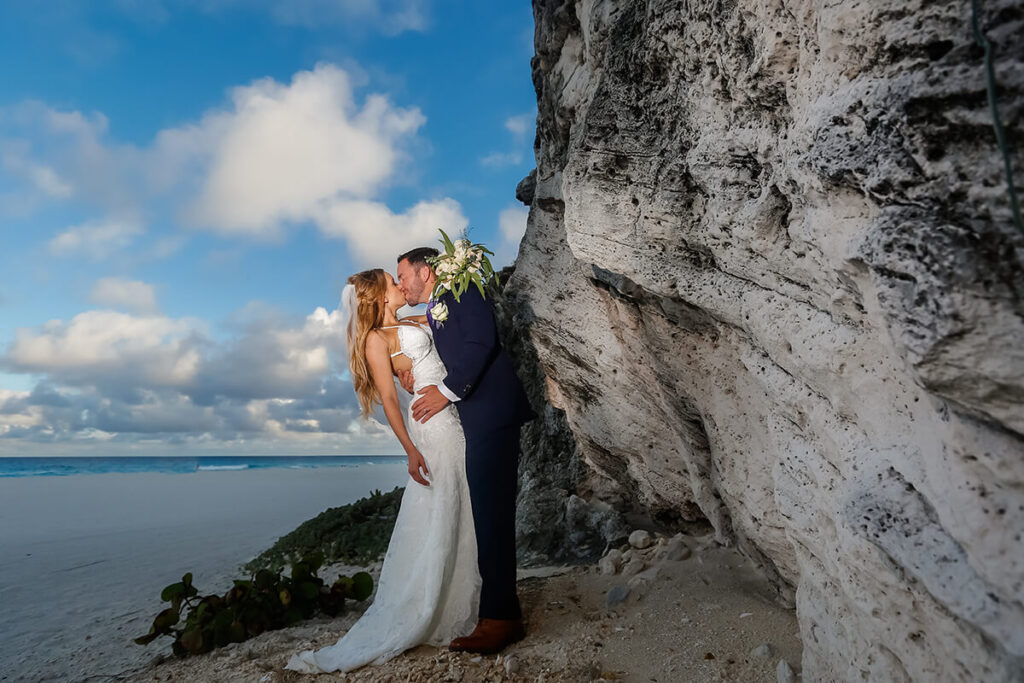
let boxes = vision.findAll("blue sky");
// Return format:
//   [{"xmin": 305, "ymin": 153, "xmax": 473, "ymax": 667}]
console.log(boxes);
[{"xmin": 0, "ymin": 0, "xmax": 536, "ymax": 455}]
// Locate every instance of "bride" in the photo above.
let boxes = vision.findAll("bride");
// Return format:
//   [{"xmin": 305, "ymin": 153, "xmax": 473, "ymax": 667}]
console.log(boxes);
[{"xmin": 285, "ymin": 268, "xmax": 481, "ymax": 674}]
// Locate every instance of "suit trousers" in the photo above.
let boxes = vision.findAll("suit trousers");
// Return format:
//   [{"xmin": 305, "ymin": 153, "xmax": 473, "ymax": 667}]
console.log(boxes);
[{"xmin": 464, "ymin": 424, "xmax": 522, "ymax": 621}]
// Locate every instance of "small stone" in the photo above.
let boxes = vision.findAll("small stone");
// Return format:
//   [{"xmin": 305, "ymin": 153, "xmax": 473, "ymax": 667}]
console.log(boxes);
[
  {"xmin": 664, "ymin": 536, "xmax": 692, "ymax": 561},
  {"xmin": 621, "ymin": 549, "xmax": 633, "ymax": 562},
  {"xmin": 504, "ymin": 655, "xmax": 521, "ymax": 674},
  {"xmin": 470, "ymin": 655, "xmax": 482, "ymax": 663},
  {"xmin": 605, "ymin": 583, "xmax": 631, "ymax": 608},
  {"xmin": 621, "ymin": 556, "xmax": 646, "ymax": 578},
  {"xmin": 751, "ymin": 643, "xmax": 777, "ymax": 659},
  {"xmin": 777, "ymin": 659, "xmax": 797, "ymax": 683},
  {"xmin": 628, "ymin": 530, "xmax": 653, "ymax": 549},
  {"xmin": 626, "ymin": 575, "xmax": 650, "ymax": 596},
  {"xmin": 599, "ymin": 548, "xmax": 623, "ymax": 574},
  {"xmin": 627, "ymin": 565, "xmax": 661, "ymax": 596}
]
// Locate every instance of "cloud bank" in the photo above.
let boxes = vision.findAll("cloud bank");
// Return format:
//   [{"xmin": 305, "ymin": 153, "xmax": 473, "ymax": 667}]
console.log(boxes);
[{"xmin": 0, "ymin": 303, "xmax": 391, "ymax": 452}]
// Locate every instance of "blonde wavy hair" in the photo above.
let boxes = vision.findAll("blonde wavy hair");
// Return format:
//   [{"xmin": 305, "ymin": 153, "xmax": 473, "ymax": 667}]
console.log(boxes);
[{"xmin": 347, "ymin": 268, "xmax": 389, "ymax": 417}]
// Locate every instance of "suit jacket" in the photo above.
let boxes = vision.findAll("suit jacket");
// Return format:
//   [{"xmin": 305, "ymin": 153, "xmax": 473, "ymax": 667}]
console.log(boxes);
[{"xmin": 429, "ymin": 287, "xmax": 535, "ymax": 438}]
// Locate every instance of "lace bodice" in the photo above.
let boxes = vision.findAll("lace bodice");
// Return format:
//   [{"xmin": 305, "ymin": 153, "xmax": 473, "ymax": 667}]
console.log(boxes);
[{"xmin": 393, "ymin": 323, "xmax": 447, "ymax": 391}]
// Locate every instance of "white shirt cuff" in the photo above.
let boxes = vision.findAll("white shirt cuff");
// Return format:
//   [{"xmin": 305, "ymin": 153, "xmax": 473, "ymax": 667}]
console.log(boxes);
[{"xmin": 436, "ymin": 382, "xmax": 461, "ymax": 403}]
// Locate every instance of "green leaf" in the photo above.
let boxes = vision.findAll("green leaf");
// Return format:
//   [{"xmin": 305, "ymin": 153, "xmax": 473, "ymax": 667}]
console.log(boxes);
[
  {"xmin": 351, "ymin": 572, "xmax": 374, "ymax": 601},
  {"xmin": 473, "ymin": 275, "xmax": 486, "ymax": 298},
  {"xmin": 254, "ymin": 569, "xmax": 277, "ymax": 590},
  {"xmin": 181, "ymin": 573, "xmax": 193, "ymax": 589},
  {"xmin": 229, "ymin": 620, "xmax": 246, "ymax": 644},
  {"xmin": 438, "ymin": 229, "xmax": 454, "ymax": 254},
  {"xmin": 297, "ymin": 581, "xmax": 320, "ymax": 600},
  {"xmin": 161, "ymin": 582, "xmax": 185, "ymax": 603},
  {"xmin": 301, "ymin": 551, "xmax": 324, "ymax": 573},
  {"xmin": 179, "ymin": 627, "xmax": 204, "ymax": 654}
]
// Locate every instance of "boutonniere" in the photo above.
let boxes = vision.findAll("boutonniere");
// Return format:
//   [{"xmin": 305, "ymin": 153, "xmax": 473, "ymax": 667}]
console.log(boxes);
[
  {"xmin": 429, "ymin": 300, "xmax": 449, "ymax": 324},
  {"xmin": 427, "ymin": 229, "xmax": 497, "ymax": 326}
]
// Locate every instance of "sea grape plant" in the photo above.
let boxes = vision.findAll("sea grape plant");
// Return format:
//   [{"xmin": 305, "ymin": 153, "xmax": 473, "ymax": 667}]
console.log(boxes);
[{"xmin": 134, "ymin": 552, "xmax": 373, "ymax": 656}]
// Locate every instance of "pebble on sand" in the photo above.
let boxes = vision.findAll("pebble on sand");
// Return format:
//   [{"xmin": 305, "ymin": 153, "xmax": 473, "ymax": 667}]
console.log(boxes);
[
  {"xmin": 605, "ymin": 583, "xmax": 631, "ymax": 609},
  {"xmin": 628, "ymin": 530, "xmax": 653, "ymax": 549},
  {"xmin": 621, "ymin": 556, "xmax": 646, "ymax": 578},
  {"xmin": 777, "ymin": 658, "xmax": 797, "ymax": 683}
]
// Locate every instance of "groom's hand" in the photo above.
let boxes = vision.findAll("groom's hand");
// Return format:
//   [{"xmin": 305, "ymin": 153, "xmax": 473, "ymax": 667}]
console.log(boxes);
[
  {"xmin": 397, "ymin": 369, "xmax": 414, "ymax": 394},
  {"xmin": 412, "ymin": 385, "xmax": 450, "ymax": 423}
]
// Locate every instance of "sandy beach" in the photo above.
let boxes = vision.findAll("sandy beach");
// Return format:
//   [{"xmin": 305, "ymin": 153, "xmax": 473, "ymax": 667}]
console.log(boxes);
[
  {"xmin": 0, "ymin": 464, "xmax": 408, "ymax": 682},
  {"xmin": 129, "ymin": 532, "xmax": 802, "ymax": 682}
]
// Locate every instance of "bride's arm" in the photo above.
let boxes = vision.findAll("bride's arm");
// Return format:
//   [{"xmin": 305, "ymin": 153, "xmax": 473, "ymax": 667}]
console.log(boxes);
[{"xmin": 365, "ymin": 332, "xmax": 431, "ymax": 487}]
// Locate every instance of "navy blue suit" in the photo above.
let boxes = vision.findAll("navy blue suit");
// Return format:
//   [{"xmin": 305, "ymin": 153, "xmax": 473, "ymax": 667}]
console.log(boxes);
[{"xmin": 428, "ymin": 287, "xmax": 534, "ymax": 620}]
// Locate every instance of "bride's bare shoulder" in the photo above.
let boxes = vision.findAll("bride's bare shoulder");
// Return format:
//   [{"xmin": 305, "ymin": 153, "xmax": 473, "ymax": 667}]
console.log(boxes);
[{"xmin": 365, "ymin": 329, "xmax": 390, "ymax": 354}]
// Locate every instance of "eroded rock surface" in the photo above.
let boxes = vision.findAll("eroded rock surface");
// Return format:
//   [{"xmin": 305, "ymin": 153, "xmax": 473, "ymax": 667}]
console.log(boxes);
[{"xmin": 509, "ymin": 0, "xmax": 1024, "ymax": 680}]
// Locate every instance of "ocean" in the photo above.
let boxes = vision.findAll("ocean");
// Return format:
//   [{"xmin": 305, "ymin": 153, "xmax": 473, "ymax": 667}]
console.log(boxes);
[
  {"xmin": 0, "ymin": 454, "xmax": 405, "ymax": 478},
  {"xmin": 0, "ymin": 456, "xmax": 409, "ymax": 681}
]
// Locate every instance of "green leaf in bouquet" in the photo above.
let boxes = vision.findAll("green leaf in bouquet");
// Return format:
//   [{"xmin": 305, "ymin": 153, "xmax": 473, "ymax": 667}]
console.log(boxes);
[{"xmin": 438, "ymin": 228, "xmax": 455, "ymax": 254}]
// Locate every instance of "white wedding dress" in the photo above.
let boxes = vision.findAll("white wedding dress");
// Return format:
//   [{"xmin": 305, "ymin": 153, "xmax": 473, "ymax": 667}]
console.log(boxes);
[{"xmin": 285, "ymin": 322, "xmax": 481, "ymax": 674}]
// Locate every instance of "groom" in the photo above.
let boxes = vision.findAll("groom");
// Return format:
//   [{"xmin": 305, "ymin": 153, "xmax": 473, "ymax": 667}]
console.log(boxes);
[{"xmin": 396, "ymin": 246, "xmax": 535, "ymax": 654}]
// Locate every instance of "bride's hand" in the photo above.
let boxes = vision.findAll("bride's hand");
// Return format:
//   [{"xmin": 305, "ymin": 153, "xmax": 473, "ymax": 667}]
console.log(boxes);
[{"xmin": 407, "ymin": 449, "xmax": 431, "ymax": 487}]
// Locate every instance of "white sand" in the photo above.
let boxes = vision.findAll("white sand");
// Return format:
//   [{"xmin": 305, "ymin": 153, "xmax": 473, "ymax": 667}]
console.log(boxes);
[
  {"xmin": 0, "ymin": 464, "xmax": 408, "ymax": 682},
  {"xmin": 131, "ymin": 534, "xmax": 802, "ymax": 682}
]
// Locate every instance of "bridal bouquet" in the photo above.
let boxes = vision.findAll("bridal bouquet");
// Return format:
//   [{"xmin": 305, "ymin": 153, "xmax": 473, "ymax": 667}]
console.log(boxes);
[{"xmin": 427, "ymin": 230, "xmax": 497, "ymax": 324}]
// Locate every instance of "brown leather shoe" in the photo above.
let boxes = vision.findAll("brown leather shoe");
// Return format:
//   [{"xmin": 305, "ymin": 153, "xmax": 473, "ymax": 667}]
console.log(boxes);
[{"xmin": 449, "ymin": 618, "xmax": 526, "ymax": 654}]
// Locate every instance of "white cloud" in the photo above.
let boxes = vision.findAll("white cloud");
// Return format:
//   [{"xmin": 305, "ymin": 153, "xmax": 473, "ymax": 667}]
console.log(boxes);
[
  {"xmin": 0, "ymin": 302, "xmax": 395, "ymax": 449},
  {"xmin": 3, "ymin": 63, "xmax": 464, "ymax": 266},
  {"xmin": 89, "ymin": 277, "xmax": 159, "ymax": 313},
  {"xmin": 480, "ymin": 151, "xmax": 523, "ymax": 169},
  {"xmin": 1, "ymin": 152, "xmax": 73, "ymax": 198},
  {"xmin": 315, "ymin": 197, "xmax": 468, "ymax": 264},
  {"xmin": 479, "ymin": 112, "xmax": 535, "ymax": 169},
  {"xmin": 185, "ymin": 64, "xmax": 426, "ymax": 237},
  {"xmin": 495, "ymin": 204, "xmax": 529, "ymax": 267},
  {"xmin": 504, "ymin": 113, "xmax": 533, "ymax": 138},
  {"xmin": 48, "ymin": 219, "xmax": 144, "ymax": 259},
  {"xmin": 7, "ymin": 310, "xmax": 202, "ymax": 389}
]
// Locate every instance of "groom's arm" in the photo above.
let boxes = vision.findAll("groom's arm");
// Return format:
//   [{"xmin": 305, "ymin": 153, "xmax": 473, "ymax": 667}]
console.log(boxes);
[
  {"xmin": 412, "ymin": 288, "xmax": 499, "ymax": 423},
  {"xmin": 437, "ymin": 288, "xmax": 499, "ymax": 401}
]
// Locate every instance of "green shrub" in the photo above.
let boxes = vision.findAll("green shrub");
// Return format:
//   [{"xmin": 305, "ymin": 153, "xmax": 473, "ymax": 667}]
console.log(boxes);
[
  {"xmin": 135, "ymin": 551, "xmax": 373, "ymax": 657},
  {"xmin": 244, "ymin": 487, "xmax": 404, "ymax": 573}
]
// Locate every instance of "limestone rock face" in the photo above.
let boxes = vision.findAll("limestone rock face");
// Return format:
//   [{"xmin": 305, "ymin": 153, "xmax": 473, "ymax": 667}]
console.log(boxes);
[{"xmin": 510, "ymin": 0, "xmax": 1024, "ymax": 680}]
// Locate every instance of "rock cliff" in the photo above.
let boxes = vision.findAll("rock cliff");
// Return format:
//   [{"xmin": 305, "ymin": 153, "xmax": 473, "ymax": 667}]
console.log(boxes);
[{"xmin": 508, "ymin": 0, "xmax": 1024, "ymax": 680}]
